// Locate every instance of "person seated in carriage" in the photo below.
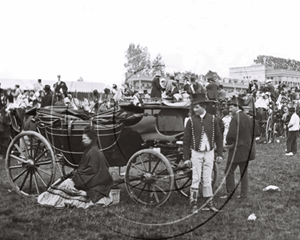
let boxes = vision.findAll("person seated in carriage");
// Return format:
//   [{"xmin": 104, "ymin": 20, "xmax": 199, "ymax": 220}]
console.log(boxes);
[
  {"xmin": 183, "ymin": 93, "xmax": 223, "ymax": 213},
  {"xmin": 38, "ymin": 125, "xmax": 114, "ymax": 209}
]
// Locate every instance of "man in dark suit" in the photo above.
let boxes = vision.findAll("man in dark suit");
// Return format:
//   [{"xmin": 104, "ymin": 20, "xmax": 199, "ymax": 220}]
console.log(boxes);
[
  {"xmin": 183, "ymin": 93, "xmax": 223, "ymax": 213},
  {"xmin": 150, "ymin": 72, "xmax": 162, "ymax": 98},
  {"xmin": 222, "ymin": 97, "xmax": 253, "ymax": 199},
  {"xmin": 53, "ymin": 75, "xmax": 68, "ymax": 98},
  {"xmin": 206, "ymin": 78, "xmax": 219, "ymax": 100},
  {"xmin": 41, "ymin": 85, "xmax": 54, "ymax": 108}
]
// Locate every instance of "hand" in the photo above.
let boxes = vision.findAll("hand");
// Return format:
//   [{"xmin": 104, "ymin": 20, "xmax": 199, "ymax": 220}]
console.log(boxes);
[
  {"xmin": 215, "ymin": 156, "xmax": 223, "ymax": 164},
  {"xmin": 183, "ymin": 160, "xmax": 192, "ymax": 168}
]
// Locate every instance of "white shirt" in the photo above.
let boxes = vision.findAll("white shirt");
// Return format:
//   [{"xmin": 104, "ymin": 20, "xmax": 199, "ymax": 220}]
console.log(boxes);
[
  {"xmin": 288, "ymin": 112, "xmax": 300, "ymax": 131},
  {"xmin": 198, "ymin": 111, "xmax": 211, "ymax": 151}
]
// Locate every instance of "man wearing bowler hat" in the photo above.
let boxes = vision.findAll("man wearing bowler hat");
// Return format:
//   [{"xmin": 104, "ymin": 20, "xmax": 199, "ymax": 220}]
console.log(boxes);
[
  {"xmin": 183, "ymin": 93, "xmax": 223, "ymax": 213},
  {"xmin": 41, "ymin": 85, "xmax": 53, "ymax": 108},
  {"xmin": 222, "ymin": 96, "xmax": 252, "ymax": 199}
]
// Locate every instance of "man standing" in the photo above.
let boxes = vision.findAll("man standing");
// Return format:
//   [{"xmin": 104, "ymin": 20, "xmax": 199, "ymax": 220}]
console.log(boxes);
[
  {"xmin": 286, "ymin": 106, "xmax": 300, "ymax": 156},
  {"xmin": 53, "ymin": 75, "xmax": 68, "ymax": 98},
  {"xmin": 183, "ymin": 93, "xmax": 223, "ymax": 213},
  {"xmin": 34, "ymin": 79, "xmax": 44, "ymax": 92},
  {"xmin": 223, "ymin": 97, "xmax": 252, "ymax": 199},
  {"xmin": 150, "ymin": 72, "xmax": 162, "ymax": 98},
  {"xmin": 206, "ymin": 77, "xmax": 219, "ymax": 100},
  {"xmin": 41, "ymin": 85, "xmax": 53, "ymax": 108},
  {"xmin": 265, "ymin": 79, "xmax": 276, "ymax": 102},
  {"xmin": 218, "ymin": 85, "xmax": 227, "ymax": 101}
]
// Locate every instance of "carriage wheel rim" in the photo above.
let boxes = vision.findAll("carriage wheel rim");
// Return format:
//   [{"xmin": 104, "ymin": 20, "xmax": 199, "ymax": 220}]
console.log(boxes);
[{"xmin": 5, "ymin": 131, "xmax": 56, "ymax": 197}]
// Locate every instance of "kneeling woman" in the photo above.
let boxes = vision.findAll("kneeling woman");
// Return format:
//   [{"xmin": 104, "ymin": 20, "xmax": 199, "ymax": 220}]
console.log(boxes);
[{"xmin": 38, "ymin": 126, "xmax": 114, "ymax": 209}]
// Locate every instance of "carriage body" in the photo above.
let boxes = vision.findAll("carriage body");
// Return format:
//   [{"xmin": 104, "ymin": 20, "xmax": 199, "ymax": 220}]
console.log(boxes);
[{"xmin": 5, "ymin": 101, "xmax": 220, "ymax": 207}]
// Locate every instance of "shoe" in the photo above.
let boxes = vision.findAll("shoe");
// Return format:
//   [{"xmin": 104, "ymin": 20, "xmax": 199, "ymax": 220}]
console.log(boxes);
[
  {"xmin": 190, "ymin": 203, "xmax": 198, "ymax": 213},
  {"xmin": 286, "ymin": 152, "xmax": 293, "ymax": 156},
  {"xmin": 202, "ymin": 200, "xmax": 220, "ymax": 212}
]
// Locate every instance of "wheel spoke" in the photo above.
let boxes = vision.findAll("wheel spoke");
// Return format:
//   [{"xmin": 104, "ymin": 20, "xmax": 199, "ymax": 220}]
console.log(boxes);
[
  {"xmin": 148, "ymin": 154, "xmax": 151, "ymax": 172},
  {"xmin": 12, "ymin": 168, "xmax": 27, "ymax": 182},
  {"xmin": 153, "ymin": 183, "xmax": 166, "ymax": 195},
  {"xmin": 177, "ymin": 178, "xmax": 191, "ymax": 190},
  {"xmin": 131, "ymin": 162, "xmax": 145, "ymax": 173},
  {"xmin": 29, "ymin": 135, "xmax": 33, "ymax": 158},
  {"xmin": 150, "ymin": 159, "xmax": 160, "ymax": 174},
  {"xmin": 36, "ymin": 167, "xmax": 52, "ymax": 176},
  {"xmin": 152, "ymin": 185, "xmax": 160, "ymax": 203},
  {"xmin": 128, "ymin": 181, "xmax": 143, "ymax": 189},
  {"xmin": 13, "ymin": 144, "xmax": 27, "ymax": 159},
  {"xmin": 137, "ymin": 183, "xmax": 147, "ymax": 200},
  {"xmin": 29, "ymin": 172, "xmax": 33, "ymax": 194},
  {"xmin": 153, "ymin": 175, "xmax": 170, "ymax": 183},
  {"xmin": 34, "ymin": 140, "xmax": 41, "ymax": 158},
  {"xmin": 33, "ymin": 172, "xmax": 40, "ymax": 195},
  {"xmin": 138, "ymin": 155, "xmax": 147, "ymax": 172},
  {"xmin": 19, "ymin": 171, "xmax": 30, "ymax": 191},
  {"xmin": 9, "ymin": 154, "xmax": 27, "ymax": 164},
  {"xmin": 9, "ymin": 164, "xmax": 24, "ymax": 169},
  {"xmin": 36, "ymin": 160, "xmax": 52, "ymax": 166},
  {"xmin": 35, "ymin": 170, "xmax": 48, "ymax": 187},
  {"xmin": 21, "ymin": 137, "xmax": 30, "ymax": 158},
  {"xmin": 35, "ymin": 149, "xmax": 48, "ymax": 163}
]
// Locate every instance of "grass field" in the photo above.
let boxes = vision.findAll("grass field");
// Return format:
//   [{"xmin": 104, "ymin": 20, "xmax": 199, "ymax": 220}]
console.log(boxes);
[{"xmin": 1, "ymin": 140, "xmax": 300, "ymax": 240}]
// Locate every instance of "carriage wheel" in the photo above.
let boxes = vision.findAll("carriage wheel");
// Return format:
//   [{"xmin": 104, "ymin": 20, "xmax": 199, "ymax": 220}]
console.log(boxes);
[
  {"xmin": 125, "ymin": 149, "xmax": 174, "ymax": 207},
  {"xmin": 174, "ymin": 161, "xmax": 219, "ymax": 198},
  {"xmin": 5, "ymin": 131, "xmax": 56, "ymax": 197}
]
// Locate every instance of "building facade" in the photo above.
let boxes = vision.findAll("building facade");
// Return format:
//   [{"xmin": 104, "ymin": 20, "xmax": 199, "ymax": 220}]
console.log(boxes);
[{"xmin": 229, "ymin": 64, "xmax": 300, "ymax": 87}]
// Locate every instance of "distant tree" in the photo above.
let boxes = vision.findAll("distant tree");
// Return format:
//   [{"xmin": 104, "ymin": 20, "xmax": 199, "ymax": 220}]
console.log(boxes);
[
  {"xmin": 77, "ymin": 77, "xmax": 84, "ymax": 82},
  {"xmin": 150, "ymin": 53, "xmax": 165, "ymax": 76},
  {"xmin": 124, "ymin": 43, "xmax": 151, "ymax": 76}
]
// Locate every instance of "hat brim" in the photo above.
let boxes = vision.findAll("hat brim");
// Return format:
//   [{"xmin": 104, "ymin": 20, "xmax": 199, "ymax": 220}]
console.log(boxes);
[{"xmin": 192, "ymin": 100, "xmax": 216, "ymax": 105}]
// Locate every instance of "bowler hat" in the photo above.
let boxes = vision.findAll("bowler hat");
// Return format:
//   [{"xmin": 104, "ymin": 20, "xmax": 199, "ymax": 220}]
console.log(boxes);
[
  {"xmin": 228, "ymin": 96, "xmax": 245, "ymax": 110},
  {"xmin": 44, "ymin": 85, "xmax": 51, "ymax": 92}
]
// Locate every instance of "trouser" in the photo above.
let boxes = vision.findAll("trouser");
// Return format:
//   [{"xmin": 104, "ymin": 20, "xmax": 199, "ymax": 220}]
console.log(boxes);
[
  {"xmin": 286, "ymin": 130, "xmax": 298, "ymax": 154},
  {"xmin": 190, "ymin": 149, "xmax": 214, "ymax": 198},
  {"xmin": 226, "ymin": 161, "xmax": 249, "ymax": 198}
]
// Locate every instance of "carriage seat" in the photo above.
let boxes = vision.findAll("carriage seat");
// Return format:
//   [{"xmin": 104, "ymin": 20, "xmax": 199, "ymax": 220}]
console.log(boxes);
[{"xmin": 38, "ymin": 106, "xmax": 90, "ymax": 120}]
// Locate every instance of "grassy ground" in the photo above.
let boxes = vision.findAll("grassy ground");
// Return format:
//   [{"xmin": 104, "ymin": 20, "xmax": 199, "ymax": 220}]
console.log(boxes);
[{"xmin": 1, "ymin": 139, "xmax": 300, "ymax": 240}]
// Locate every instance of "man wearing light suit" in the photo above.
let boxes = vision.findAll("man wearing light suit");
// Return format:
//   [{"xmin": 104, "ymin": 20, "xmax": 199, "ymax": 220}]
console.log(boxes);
[{"xmin": 183, "ymin": 93, "xmax": 223, "ymax": 213}]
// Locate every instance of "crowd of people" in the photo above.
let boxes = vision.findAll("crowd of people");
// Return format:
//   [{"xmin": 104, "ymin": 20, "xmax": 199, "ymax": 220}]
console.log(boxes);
[{"xmin": 1, "ymin": 72, "xmax": 300, "ymax": 212}]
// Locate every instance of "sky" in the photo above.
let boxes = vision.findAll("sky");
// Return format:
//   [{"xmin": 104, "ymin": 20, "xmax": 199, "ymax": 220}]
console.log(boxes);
[{"xmin": 0, "ymin": 0, "xmax": 299, "ymax": 88}]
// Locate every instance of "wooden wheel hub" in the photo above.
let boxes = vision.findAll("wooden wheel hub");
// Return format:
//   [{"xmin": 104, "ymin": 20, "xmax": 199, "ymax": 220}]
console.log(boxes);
[{"xmin": 142, "ymin": 172, "xmax": 155, "ymax": 184}]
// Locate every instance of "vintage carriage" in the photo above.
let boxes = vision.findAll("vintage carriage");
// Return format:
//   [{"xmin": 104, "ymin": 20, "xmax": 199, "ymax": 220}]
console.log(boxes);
[{"xmin": 5, "ymin": 99, "xmax": 221, "ymax": 207}]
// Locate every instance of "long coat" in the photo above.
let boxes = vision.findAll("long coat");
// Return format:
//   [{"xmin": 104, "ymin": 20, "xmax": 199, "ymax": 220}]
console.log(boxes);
[
  {"xmin": 226, "ymin": 111, "xmax": 252, "ymax": 163},
  {"xmin": 150, "ymin": 77, "xmax": 162, "ymax": 98},
  {"xmin": 72, "ymin": 144, "xmax": 113, "ymax": 203}
]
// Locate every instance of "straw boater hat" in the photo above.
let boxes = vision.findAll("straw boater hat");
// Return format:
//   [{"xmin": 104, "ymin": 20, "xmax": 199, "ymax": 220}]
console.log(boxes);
[
  {"xmin": 228, "ymin": 96, "xmax": 245, "ymax": 110},
  {"xmin": 266, "ymin": 79, "xmax": 272, "ymax": 83}
]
